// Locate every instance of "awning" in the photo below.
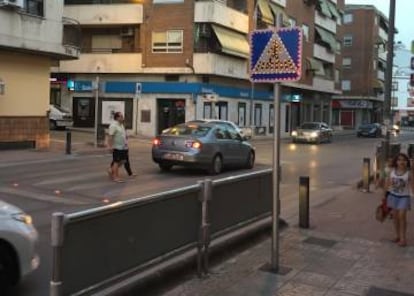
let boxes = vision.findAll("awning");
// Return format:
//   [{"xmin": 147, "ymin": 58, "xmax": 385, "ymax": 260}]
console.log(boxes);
[
  {"xmin": 373, "ymin": 79, "xmax": 384, "ymax": 89},
  {"xmin": 269, "ymin": 3, "xmax": 290, "ymax": 27},
  {"xmin": 326, "ymin": 0, "xmax": 341, "ymax": 20},
  {"xmin": 211, "ymin": 25, "xmax": 250, "ymax": 58},
  {"xmin": 306, "ymin": 58, "xmax": 325, "ymax": 76},
  {"xmin": 315, "ymin": 26, "xmax": 337, "ymax": 51},
  {"xmin": 258, "ymin": 0, "xmax": 274, "ymax": 24},
  {"xmin": 318, "ymin": 0, "xmax": 332, "ymax": 18}
]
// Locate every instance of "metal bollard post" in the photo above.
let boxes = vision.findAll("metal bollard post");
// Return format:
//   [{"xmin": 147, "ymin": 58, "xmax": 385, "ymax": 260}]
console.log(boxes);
[
  {"xmin": 65, "ymin": 131, "xmax": 71, "ymax": 155},
  {"xmin": 362, "ymin": 157, "xmax": 370, "ymax": 192},
  {"xmin": 50, "ymin": 213, "xmax": 65, "ymax": 296},
  {"xmin": 299, "ymin": 176, "xmax": 309, "ymax": 229}
]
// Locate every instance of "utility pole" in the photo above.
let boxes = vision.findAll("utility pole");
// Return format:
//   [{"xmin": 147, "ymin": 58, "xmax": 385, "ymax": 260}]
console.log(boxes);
[{"xmin": 383, "ymin": 0, "xmax": 396, "ymax": 160}]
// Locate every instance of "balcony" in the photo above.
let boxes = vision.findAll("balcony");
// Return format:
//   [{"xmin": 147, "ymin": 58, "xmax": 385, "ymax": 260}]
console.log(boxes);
[
  {"xmin": 63, "ymin": 4, "xmax": 143, "ymax": 25},
  {"xmin": 313, "ymin": 77, "xmax": 335, "ymax": 93},
  {"xmin": 313, "ymin": 44, "xmax": 335, "ymax": 63},
  {"xmin": 194, "ymin": 1, "xmax": 248, "ymax": 34},
  {"xmin": 377, "ymin": 69, "xmax": 385, "ymax": 80},
  {"xmin": 379, "ymin": 28, "xmax": 388, "ymax": 42},
  {"xmin": 314, "ymin": 11, "xmax": 336, "ymax": 34},
  {"xmin": 193, "ymin": 53, "xmax": 248, "ymax": 79},
  {"xmin": 0, "ymin": 9, "xmax": 78, "ymax": 59},
  {"xmin": 58, "ymin": 53, "xmax": 142, "ymax": 73}
]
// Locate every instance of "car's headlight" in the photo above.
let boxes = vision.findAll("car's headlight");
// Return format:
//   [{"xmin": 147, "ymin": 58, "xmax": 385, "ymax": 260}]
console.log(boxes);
[
  {"xmin": 291, "ymin": 131, "xmax": 298, "ymax": 136},
  {"xmin": 12, "ymin": 213, "xmax": 33, "ymax": 225},
  {"xmin": 310, "ymin": 132, "xmax": 319, "ymax": 138}
]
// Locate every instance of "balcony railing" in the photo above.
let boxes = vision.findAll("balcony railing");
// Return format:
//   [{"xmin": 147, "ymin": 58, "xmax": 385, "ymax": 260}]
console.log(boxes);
[{"xmin": 62, "ymin": 17, "xmax": 81, "ymax": 58}]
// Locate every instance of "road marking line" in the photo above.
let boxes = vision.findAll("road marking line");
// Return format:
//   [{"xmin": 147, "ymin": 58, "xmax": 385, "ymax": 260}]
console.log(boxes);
[{"xmin": 0, "ymin": 187, "xmax": 87, "ymax": 205}]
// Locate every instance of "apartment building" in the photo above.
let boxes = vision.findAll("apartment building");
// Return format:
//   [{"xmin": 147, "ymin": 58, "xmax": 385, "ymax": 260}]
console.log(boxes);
[
  {"xmin": 392, "ymin": 44, "xmax": 414, "ymax": 125},
  {"xmin": 0, "ymin": 0, "xmax": 79, "ymax": 149},
  {"xmin": 333, "ymin": 4, "xmax": 389, "ymax": 129},
  {"xmin": 53, "ymin": 0, "xmax": 343, "ymax": 138}
]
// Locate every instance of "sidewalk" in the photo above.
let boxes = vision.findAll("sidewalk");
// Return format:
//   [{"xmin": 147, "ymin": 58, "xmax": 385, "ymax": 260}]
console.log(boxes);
[{"xmin": 160, "ymin": 186, "xmax": 414, "ymax": 296}]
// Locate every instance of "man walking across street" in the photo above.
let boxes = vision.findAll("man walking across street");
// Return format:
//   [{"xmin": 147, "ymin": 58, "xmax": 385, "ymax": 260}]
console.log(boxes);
[{"xmin": 107, "ymin": 112, "xmax": 130, "ymax": 183}]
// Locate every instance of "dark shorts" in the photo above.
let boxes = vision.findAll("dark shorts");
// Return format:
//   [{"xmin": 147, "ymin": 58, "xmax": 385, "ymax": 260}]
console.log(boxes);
[{"xmin": 112, "ymin": 149, "xmax": 127, "ymax": 164}]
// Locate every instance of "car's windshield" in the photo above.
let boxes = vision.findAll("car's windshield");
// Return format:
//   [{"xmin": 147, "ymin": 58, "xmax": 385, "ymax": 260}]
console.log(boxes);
[
  {"xmin": 163, "ymin": 124, "xmax": 211, "ymax": 136},
  {"xmin": 300, "ymin": 123, "xmax": 319, "ymax": 129}
]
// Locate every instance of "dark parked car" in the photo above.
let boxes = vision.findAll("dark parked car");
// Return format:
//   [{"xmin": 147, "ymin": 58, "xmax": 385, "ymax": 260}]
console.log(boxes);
[
  {"xmin": 291, "ymin": 122, "xmax": 333, "ymax": 144},
  {"xmin": 152, "ymin": 122, "xmax": 255, "ymax": 174},
  {"xmin": 356, "ymin": 123, "xmax": 383, "ymax": 138}
]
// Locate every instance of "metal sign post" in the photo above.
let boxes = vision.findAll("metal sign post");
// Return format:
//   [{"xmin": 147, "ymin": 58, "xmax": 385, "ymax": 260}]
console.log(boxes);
[
  {"xmin": 93, "ymin": 76, "xmax": 99, "ymax": 148},
  {"xmin": 250, "ymin": 24, "xmax": 302, "ymax": 272}
]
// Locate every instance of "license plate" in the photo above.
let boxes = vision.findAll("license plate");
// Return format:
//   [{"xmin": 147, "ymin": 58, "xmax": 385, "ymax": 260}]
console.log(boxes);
[{"xmin": 163, "ymin": 153, "xmax": 183, "ymax": 161}]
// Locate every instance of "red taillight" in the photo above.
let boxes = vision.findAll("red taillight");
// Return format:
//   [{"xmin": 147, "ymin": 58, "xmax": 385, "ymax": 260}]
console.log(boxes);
[
  {"xmin": 185, "ymin": 140, "xmax": 202, "ymax": 149},
  {"xmin": 152, "ymin": 138, "xmax": 161, "ymax": 146}
]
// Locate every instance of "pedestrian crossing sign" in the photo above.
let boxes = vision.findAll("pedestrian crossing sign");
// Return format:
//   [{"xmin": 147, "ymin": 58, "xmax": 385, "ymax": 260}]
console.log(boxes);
[{"xmin": 250, "ymin": 27, "xmax": 302, "ymax": 83}]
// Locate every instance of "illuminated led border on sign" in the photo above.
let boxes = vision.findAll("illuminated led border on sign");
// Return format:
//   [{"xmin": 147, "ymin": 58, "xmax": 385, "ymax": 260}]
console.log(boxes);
[{"xmin": 249, "ymin": 27, "xmax": 303, "ymax": 83}]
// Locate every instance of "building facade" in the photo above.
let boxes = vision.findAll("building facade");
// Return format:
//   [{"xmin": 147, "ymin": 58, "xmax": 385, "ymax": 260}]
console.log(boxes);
[
  {"xmin": 53, "ymin": 0, "xmax": 343, "ymax": 138},
  {"xmin": 0, "ymin": 0, "xmax": 79, "ymax": 149},
  {"xmin": 333, "ymin": 4, "xmax": 389, "ymax": 129},
  {"xmin": 392, "ymin": 44, "xmax": 414, "ymax": 125}
]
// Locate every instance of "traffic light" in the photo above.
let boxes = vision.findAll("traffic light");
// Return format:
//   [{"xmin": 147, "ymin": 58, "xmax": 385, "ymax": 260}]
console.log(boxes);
[
  {"xmin": 411, "ymin": 73, "xmax": 414, "ymax": 87},
  {"xmin": 411, "ymin": 56, "xmax": 414, "ymax": 70}
]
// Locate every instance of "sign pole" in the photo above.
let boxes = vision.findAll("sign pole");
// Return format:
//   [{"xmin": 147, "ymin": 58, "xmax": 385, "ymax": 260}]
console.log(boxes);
[
  {"xmin": 249, "ymin": 15, "xmax": 302, "ymax": 274},
  {"xmin": 94, "ymin": 76, "xmax": 99, "ymax": 148},
  {"xmin": 271, "ymin": 80, "xmax": 280, "ymax": 271},
  {"xmin": 271, "ymin": 12, "xmax": 282, "ymax": 272}
]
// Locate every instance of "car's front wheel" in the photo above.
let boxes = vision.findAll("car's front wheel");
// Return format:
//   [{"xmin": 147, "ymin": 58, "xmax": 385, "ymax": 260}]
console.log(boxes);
[
  {"xmin": 208, "ymin": 154, "xmax": 222, "ymax": 175},
  {"xmin": 245, "ymin": 151, "xmax": 255, "ymax": 169},
  {"xmin": 0, "ymin": 244, "xmax": 18, "ymax": 291}
]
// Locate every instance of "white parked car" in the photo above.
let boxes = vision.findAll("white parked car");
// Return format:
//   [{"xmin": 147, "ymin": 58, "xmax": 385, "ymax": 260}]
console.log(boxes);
[
  {"xmin": 0, "ymin": 200, "xmax": 39, "ymax": 290},
  {"xmin": 49, "ymin": 104, "xmax": 73, "ymax": 130}
]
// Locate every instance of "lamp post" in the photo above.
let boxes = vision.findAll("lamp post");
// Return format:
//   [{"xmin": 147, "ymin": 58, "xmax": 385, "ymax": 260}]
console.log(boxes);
[{"xmin": 383, "ymin": 0, "xmax": 396, "ymax": 161}]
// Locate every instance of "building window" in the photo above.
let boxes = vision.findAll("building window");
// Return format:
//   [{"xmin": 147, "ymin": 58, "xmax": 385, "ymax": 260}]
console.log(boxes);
[
  {"xmin": 91, "ymin": 35, "xmax": 122, "ymax": 53},
  {"xmin": 25, "ymin": 0, "xmax": 44, "ymax": 16},
  {"xmin": 302, "ymin": 24, "xmax": 309, "ymax": 42},
  {"xmin": 238, "ymin": 103, "xmax": 246, "ymax": 127},
  {"xmin": 343, "ymin": 13, "xmax": 353, "ymax": 24},
  {"xmin": 335, "ymin": 69, "xmax": 340, "ymax": 83},
  {"xmin": 152, "ymin": 30, "xmax": 183, "ymax": 53},
  {"xmin": 342, "ymin": 57, "xmax": 352, "ymax": 68},
  {"xmin": 343, "ymin": 34, "xmax": 353, "ymax": 47},
  {"xmin": 342, "ymin": 80, "xmax": 351, "ymax": 91},
  {"xmin": 392, "ymin": 81, "xmax": 398, "ymax": 91}
]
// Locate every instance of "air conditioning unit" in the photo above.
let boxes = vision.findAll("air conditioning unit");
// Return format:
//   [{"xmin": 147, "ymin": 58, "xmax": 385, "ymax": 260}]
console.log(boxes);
[
  {"xmin": 120, "ymin": 27, "xmax": 134, "ymax": 37},
  {"xmin": 0, "ymin": 0, "xmax": 25, "ymax": 9}
]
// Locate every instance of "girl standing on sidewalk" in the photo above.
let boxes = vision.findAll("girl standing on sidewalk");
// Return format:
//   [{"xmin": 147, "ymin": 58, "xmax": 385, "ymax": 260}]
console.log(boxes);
[{"xmin": 385, "ymin": 153, "xmax": 414, "ymax": 247}]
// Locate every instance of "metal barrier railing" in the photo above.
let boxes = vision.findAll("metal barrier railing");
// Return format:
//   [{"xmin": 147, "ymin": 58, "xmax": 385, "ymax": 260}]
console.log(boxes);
[{"xmin": 50, "ymin": 169, "xmax": 273, "ymax": 296}]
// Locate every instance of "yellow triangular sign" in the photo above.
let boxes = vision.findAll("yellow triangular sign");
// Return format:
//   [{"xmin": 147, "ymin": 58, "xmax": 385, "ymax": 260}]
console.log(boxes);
[{"xmin": 252, "ymin": 33, "xmax": 298, "ymax": 75}]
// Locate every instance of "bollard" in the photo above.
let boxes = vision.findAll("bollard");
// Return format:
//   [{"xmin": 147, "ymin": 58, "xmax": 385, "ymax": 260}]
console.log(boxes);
[
  {"xmin": 299, "ymin": 176, "xmax": 309, "ymax": 229},
  {"xmin": 65, "ymin": 131, "xmax": 71, "ymax": 155},
  {"xmin": 362, "ymin": 157, "xmax": 370, "ymax": 192}
]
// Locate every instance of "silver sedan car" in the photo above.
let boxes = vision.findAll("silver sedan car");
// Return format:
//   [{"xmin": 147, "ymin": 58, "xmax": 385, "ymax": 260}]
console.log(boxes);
[
  {"xmin": 152, "ymin": 122, "xmax": 255, "ymax": 174},
  {"xmin": 291, "ymin": 122, "xmax": 333, "ymax": 144}
]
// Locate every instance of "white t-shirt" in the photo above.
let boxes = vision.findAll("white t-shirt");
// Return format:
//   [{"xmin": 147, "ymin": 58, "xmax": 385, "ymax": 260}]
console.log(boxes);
[{"xmin": 389, "ymin": 169, "xmax": 411, "ymax": 196}]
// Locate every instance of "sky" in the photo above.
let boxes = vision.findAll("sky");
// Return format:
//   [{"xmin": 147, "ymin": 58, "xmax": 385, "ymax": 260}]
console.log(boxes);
[{"xmin": 345, "ymin": 0, "xmax": 412, "ymax": 48}]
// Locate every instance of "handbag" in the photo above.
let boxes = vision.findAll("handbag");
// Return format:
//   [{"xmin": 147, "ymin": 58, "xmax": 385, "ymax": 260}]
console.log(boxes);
[{"xmin": 375, "ymin": 198, "xmax": 390, "ymax": 222}]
